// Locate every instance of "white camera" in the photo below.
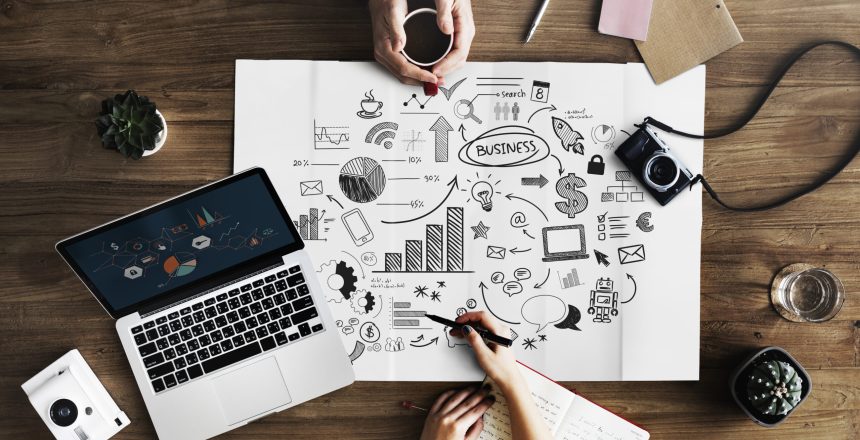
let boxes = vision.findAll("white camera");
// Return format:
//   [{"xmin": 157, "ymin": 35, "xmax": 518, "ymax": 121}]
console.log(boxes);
[{"xmin": 22, "ymin": 349, "xmax": 130, "ymax": 440}]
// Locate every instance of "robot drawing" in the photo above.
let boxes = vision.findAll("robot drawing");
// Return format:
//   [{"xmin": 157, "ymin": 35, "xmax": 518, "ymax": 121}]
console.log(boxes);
[{"xmin": 588, "ymin": 277, "xmax": 618, "ymax": 323}]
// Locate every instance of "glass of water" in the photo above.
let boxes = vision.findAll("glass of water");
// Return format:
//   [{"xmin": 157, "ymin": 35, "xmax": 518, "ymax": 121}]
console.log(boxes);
[{"xmin": 771, "ymin": 264, "xmax": 845, "ymax": 322}]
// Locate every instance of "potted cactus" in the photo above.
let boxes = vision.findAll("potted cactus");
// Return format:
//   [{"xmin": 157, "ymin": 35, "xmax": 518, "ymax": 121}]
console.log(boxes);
[
  {"xmin": 95, "ymin": 90, "xmax": 167, "ymax": 159},
  {"xmin": 730, "ymin": 346, "xmax": 811, "ymax": 427}
]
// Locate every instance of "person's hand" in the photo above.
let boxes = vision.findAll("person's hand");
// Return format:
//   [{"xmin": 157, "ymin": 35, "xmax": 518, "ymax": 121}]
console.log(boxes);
[
  {"xmin": 449, "ymin": 311, "xmax": 520, "ymax": 388},
  {"xmin": 428, "ymin": 0, "xmax": 475, "ymax": 79},
  {"xmin": 368, "ymin": 0, "xmax": 475, "ymax": 85},
  {"xmin": 419, "ymin": 385, "xmax": 495, "ymax": 440}
]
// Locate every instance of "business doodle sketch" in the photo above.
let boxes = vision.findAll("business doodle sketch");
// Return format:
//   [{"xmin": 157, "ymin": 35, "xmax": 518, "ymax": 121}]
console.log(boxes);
[
  {"xmin": 237, "ymin": 62, "xmax": 705, "ymax": 382},
  {"xmin": 339, "ymin": 158, "xmax": 386, "ymax": 203},
  {"xmin": 365, "ymin": 122, "xmax": 399, "ymax": 149},
  {"xmin": 551, "ymin": 117, "xmax": 584, "ymax": 154},
  {"xmin": 358, "ymin": 90, "xmax": 383, "ymax": 119}
]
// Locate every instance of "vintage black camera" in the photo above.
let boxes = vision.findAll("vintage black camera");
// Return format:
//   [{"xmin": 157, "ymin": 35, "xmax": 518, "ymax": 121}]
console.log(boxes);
[{"xmin": 614, "ymin": 124, "xmax": 694, "ymax": 206}]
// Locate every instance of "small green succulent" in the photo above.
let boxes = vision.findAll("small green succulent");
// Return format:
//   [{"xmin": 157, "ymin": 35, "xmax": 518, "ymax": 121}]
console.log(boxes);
[
  {"xmin": 746, "ymin": 360, "xmax": 803, "ymax": 416},
  {"xmin": 96, "ymin": 90, "xmax": 164, "ymax": 159}
]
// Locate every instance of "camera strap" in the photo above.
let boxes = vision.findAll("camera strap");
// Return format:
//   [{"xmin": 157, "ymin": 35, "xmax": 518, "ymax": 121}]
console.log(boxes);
[{"xmin": 638, "ymin": 41, "xmax": 860, "ymax": 212}]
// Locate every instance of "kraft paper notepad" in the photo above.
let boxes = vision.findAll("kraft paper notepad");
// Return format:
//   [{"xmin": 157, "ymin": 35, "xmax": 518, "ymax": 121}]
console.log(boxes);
[{"xmin": 635, "ymin": 0, "xmax": 743, "ymax": 83}]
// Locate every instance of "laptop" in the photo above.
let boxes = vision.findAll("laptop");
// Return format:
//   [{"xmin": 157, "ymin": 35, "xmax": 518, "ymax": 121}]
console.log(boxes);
[
  {"xmin": 56, "ymin": 168, "xmax": 354, "ymax": 439},
  {"xmin": 541, "ymin": 225, "xmax": 590, "ymax": 262}
]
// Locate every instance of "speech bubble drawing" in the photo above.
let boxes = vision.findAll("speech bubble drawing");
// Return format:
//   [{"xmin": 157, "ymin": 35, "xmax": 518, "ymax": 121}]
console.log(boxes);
[
  {"xmin": 513, "ymin": 268, "xmax": 531, "ymax": 281},
  {"xmin": 503, "ymin": 281, "xmax": 523, "ymax": 296},
  {"xmin": 521, "ymin": 295, "xmax": 567, "ymax": 332},
  {"xmin": 554, "ymin": 304, "xmax": 582, "ymax": 331},
  {"xmin": 491, "ymin": 272, "xmax": 505, "ymax": 284}
]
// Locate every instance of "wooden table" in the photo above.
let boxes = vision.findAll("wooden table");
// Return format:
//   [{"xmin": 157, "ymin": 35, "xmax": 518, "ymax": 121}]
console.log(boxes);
[{"xmin": 1, "ymin": 1, "xmax": 858, "ymax": 438}]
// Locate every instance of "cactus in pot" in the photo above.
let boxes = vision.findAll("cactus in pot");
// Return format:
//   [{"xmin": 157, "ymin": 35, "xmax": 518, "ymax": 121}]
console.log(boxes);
[
  {"xmin": 95, "ymin": 90, "xmax": 165, "ymax": 159},
  {"xmin": 745, "ymin": 360, "xmax": 803, "ymax": 416}
]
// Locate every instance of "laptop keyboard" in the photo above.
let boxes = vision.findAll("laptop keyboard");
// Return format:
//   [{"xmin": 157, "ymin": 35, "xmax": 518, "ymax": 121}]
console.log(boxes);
[{"xmin": 129, "ymin": 264, "xmax": 324, "ymax": 394}]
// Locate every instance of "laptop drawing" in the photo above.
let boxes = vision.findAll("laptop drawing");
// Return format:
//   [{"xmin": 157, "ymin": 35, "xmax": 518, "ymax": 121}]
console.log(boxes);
[
  {"xmin": 541, "ymin": 225, "xmax": 590, "ymax": 262},
  {"xmin": 56, "ymin": 168, "xmax": 354, "ymax": 440}
]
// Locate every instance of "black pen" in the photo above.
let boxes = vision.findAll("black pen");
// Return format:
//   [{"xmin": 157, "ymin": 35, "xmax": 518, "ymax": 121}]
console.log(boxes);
[{"xmin": 424, "ymin": 314, "xmax": 513, "ymax": 347}]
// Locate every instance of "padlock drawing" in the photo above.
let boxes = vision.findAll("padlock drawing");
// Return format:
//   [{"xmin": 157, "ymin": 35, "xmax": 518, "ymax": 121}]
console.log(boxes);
[{"xmin": 587, "ymin": 155, "xmax": 605, "ymax": 175}]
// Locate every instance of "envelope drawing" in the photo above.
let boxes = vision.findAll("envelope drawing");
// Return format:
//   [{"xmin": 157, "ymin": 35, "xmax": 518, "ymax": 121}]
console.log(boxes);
[
  {"xmin": 618, "ymin": 244, "xmax": 645, "ymax": 264},
  {"xmin": 299, "ymin": 180, "xmax": 323, "ymax": 196},
  {"xmin": 486, "ymin": 246, "xmax": 506, "ymax": 260}
]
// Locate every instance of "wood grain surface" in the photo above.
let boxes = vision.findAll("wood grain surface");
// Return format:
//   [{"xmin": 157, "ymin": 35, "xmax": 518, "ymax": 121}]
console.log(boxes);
[{"xmin": 1, "ymin": 0, "xmax": 858, "ymax": 438}]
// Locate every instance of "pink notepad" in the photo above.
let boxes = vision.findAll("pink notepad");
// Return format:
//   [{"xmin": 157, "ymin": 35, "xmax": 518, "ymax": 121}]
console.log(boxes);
[{"xmin": 598, "ymin": 0, "xmax": 654, "ymax": 41}]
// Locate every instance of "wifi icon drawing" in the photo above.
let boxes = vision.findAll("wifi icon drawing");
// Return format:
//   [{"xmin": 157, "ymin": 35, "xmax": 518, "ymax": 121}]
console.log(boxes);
[{"xmin": 365, "ymin": 122, "xmax": 399, "ymax": 149}]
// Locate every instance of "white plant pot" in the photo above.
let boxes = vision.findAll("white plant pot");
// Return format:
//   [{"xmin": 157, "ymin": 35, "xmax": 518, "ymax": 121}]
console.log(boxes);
[{"xmin": 143, "ymin": 110, "xmax": 168, "ymax": 157}]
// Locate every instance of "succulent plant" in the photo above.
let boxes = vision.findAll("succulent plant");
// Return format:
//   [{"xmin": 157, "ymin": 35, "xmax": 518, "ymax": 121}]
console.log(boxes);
[
  {"xmin": 96, "ymin": 90, "xmax": 164, "ymax": 159},
  {"xmin": 745, "ymin": 360, "xmax": 803, "ymax": 416}
]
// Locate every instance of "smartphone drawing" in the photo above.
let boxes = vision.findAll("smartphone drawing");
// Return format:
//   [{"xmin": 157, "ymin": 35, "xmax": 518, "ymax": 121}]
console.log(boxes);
[{"xmin": 341, "ymin": 208, "xmax": 374, "ymax": 246}]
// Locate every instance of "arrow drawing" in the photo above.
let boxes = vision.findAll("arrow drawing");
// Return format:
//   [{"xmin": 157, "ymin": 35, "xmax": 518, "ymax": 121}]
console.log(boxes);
[
  {"xmin": 550, "ymin": 154, "xmax": 564, "ymax": 175},
  {"xmin": 534, "ymin": 268, "xmax": 550, "ymax": 288},
  {"xmin": 505, "ymin": 194, "xmax": 549, "ymax": 221},
  {"xmin": 521, "ymin": 174, "xmax": 549, "ymax": 188},
  {"xmin": 410, "ymin": 335, "xmax": 425, "ymax": 344},
  {"xmin": 527, "ymin": 104, "xmax": 557, "ymax": 123},
  {"xmin": 523, "ymin": 229, "xmax": 535, "ymax": 240},
  {"xmin": 410, "ymin": 337, "xmax": 439, "ymax": 348},
  {"xmin": 326, "ymin": 195, "xmax": 344, "ymax": 209},
  {"xmin": 479, "ymin": 282, "xmax": 521, "ymax": 325},
  {"xmin": 458, "ymin": 124, "xmax": 467, "ymax": 141},
  {"xmin": 382, "ymin": 176, "xmax": 459, "ymax": 224},
  {"xmin": 429, "ymin": 116, "xmax": 453, "ymax": 162},
  {"xmin": 621, "ymin": 273, "xmax": 637, "ymax": 304},
  {"xmin": 510, "ymin": 247, "xmax": 531, "ymax": 254},
  {"xmin": 594, "ymin": 249, "xmax": 610, "ymax": 267}
]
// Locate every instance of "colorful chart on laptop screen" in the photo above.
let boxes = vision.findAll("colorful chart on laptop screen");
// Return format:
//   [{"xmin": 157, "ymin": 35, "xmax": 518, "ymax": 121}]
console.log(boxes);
[{"xmin": 63, "ymin": 174, "xmax": 296, "ymax": 311}]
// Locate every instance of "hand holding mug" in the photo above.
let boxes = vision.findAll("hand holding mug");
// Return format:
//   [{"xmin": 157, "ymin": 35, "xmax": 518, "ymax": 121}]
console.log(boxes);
[{"xmin": 369, "ymin": 0, "xmax": 475, "ymax": 86}]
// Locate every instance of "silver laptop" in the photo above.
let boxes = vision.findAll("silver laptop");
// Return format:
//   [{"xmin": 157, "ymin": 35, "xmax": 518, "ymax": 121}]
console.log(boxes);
[{"xmin": 56, "ymin": 168, "xmax": 354, "ymax": 439}]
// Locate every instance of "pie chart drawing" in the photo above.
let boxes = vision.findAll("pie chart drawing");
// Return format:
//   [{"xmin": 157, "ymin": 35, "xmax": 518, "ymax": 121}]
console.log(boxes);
[
  {"xmin": 592, "ymin": 124, "xmax": 616, "ymax": 143},
  {"xmin": 163, "ymin": 252, "xmax": 197, "ymax": 277},
  {"xmin": 339, "ymin": 157, "xmax": 386, "ymax": 203}
]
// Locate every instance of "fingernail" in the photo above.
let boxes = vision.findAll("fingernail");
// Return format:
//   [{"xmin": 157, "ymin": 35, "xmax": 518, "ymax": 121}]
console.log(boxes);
[{"xmin": 463, "ymin": 325, "xmax": 472, "ymax": 335}]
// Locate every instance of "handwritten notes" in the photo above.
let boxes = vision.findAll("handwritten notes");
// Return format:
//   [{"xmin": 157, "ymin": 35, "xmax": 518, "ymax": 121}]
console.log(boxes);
[{"xmin": 479, "ymin": 363, "xmax": 649, "ymax": 440}]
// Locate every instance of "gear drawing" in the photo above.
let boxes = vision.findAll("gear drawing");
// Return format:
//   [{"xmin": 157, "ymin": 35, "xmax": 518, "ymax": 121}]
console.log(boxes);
[
  {"xmin": 350, "ymin": 290, "xmax": 377, "ymax": 314},
  {"xmin": 317, "ymin": 260, "xmax": 358, "ymax": 302}
]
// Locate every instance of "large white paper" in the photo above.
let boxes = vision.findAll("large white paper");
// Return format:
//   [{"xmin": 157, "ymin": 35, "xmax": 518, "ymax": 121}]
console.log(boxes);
[{"xmin": 234, "ymin": 61, "xmax": 703, "ymax": 381}]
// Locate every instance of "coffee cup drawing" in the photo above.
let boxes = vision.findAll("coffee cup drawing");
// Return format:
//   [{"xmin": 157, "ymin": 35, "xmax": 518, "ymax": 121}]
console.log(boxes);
[{"xmin": 357, "ymin": 89, "xmax": 383, "ymax": 119}]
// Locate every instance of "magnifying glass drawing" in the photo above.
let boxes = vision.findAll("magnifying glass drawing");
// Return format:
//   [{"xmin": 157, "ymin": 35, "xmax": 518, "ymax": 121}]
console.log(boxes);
[{"xmin": 454, "ymin": 99, "xmax": 482, "ymax": 124}]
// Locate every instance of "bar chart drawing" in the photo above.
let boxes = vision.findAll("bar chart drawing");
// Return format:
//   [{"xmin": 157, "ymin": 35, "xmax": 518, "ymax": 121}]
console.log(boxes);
[
  {"xmin": 559, "ymin": 268, "xmax": 585, "ymax": 289},
  {"xmin": 391, "ymin": 300, "xmax": 430, "ymax": 330},
  {"xmin": 292, "ymin": 208, "xmax": 332, "ymax": 241},
  {"xmin": 374, "ymin": 207, "xmax": 473, "ymax": 273}
]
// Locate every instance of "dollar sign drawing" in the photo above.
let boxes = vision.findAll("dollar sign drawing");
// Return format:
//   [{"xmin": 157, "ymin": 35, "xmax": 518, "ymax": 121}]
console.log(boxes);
[
  {"xmin": 365, "ymin": 326, "xmax": 375, "ymax": 339},
  {"xmin": 555, "ymin": 173, "xmax": 588, "ymax": 218},
  {"xmin": 110, "ymin": 242, "xmax": 119, "ymax": 251}
]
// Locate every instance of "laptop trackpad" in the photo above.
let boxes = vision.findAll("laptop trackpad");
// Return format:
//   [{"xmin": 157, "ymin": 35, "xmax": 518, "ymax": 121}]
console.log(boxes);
[{"xmin": 212, "ymin": 357, "xmax": 292, "ymax": 425}]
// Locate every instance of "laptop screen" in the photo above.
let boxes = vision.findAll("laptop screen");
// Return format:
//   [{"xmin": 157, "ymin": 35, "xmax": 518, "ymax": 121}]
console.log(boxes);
[
  {"xmin": 544, "ymin": 225, "xmax": 585, "ymax": 256},
  {"xmin": 57, "ymin": 169, "xmax": 301, "ymax": 318}
]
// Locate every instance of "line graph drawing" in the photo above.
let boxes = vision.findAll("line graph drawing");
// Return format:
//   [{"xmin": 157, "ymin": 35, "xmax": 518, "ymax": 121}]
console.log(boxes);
[
  {"xmin": 403, "ymin": 93, "xmax": 434, "ymax": 109},
  {"xmin": 313, "ymin": 119, "xmax": 350, "ymax": 149},
  {"xmin": 401, "ymin": 130, "xmax": 426, "ymax": 152},
  {"xmin": 218, "ymin": 222, "xmax": 240, "ymax": 241}
]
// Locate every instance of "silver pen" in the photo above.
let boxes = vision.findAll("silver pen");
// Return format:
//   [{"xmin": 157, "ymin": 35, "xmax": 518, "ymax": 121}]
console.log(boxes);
[{"xmin": 524, "ymin": 0, "xmax": 551, "ymax": 44}]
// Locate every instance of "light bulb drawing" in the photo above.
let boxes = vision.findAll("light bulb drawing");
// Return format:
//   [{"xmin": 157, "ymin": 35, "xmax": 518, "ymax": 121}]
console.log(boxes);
[{"xmin": 471, "ymin": 181, "xmax": 494, "ymax": 212}]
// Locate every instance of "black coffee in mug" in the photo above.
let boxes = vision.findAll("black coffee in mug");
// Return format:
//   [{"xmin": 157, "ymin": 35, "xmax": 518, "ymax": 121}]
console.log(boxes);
[{"xmin": 402, "ymin": 9, "xmax": 453, "ymax": 66}]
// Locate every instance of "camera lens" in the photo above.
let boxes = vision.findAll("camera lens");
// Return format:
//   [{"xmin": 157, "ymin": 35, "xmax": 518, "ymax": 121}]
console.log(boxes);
[
  {"xmin": 643, "ymin": 153, "xmax": 679, "ymax": 191},
  {"xmin": 49, "ymin": 399, "xmax": 78, "ymax": 427}
]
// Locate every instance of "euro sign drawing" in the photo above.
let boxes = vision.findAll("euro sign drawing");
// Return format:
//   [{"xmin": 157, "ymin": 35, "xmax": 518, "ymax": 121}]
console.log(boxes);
[{"xmin": 555, "ymin": 173, "xmax": 588, "ymax": 218}]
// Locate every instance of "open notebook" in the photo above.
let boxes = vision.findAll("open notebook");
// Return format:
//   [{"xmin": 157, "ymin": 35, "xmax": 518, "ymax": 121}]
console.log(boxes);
[{"xmin": 480, "ymin": 363, "xmax": 649, "ymax": 440}]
